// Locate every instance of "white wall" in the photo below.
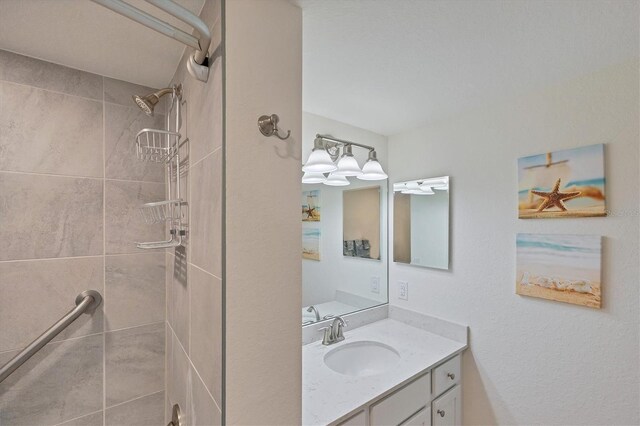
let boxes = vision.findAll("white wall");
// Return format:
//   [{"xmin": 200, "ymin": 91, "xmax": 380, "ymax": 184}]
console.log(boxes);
[
  {"xmin": 224, "ymin": 1, "xmax": 302, "ymax": 423},
  {"xmin": 388, "ymin": 60, "xmax": 639, "ymax": 425},
  {"xmin": 302, "ymin": 112, "xmax": 388, "ymax": 308}
]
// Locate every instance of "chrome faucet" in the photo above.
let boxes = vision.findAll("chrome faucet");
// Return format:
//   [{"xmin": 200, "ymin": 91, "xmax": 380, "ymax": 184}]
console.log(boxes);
[
  {"xmin": 306, "ymin": 305, "xmax": 320, "ymax": 322},
  {"xmin": 321, "ymin": 316, "xmax": 347, "ymax": 345}
]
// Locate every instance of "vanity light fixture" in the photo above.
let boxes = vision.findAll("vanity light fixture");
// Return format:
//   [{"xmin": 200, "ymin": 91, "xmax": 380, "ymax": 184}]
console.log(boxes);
[
  {"xmin": 324, "ymin": 172, "xmax": 350, "ymax": 186},
  {"xmin": 395, "ymin": 177, "xmax": 449, "ymax": 195},
  {"xmin": 302, "ymin": 171, "xmax": 327, "ymax": 184},
  {"xmin": 302, "ymin": 134, "xmax": 388, "ymax": 184},
  {"xmin": 334, "ymin": 145, "xmax": 363, "ymax": 176},
  {"xmin": 418, "ymin": 182, "xmax": 435, "ymax": 194},
  {"xmin": 357, "ymin": 150, "xmax": 388, "ymax": 181},
  {"xmin": 302, "ymin": 137, "xmax": 338, "ymax": 173}
]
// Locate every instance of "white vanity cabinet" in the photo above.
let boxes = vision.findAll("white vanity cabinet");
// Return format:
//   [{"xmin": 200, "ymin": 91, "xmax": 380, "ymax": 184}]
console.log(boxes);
[
  {"xmin": 370, "ymin": 372, "xmax": 431, "ymax": 425},
  {"xmin": 432, "ymin": 386, "xmax": 461, "ymax": 426},
  {"xmin": 336, "ymin": 354, "xmax": 462, "ymax": 426}
]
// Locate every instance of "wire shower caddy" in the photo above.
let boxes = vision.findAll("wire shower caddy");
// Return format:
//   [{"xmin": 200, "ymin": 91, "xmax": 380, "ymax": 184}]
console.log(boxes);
[{"xmin": 135, "ymin": 84, "xmax": 186, "ymax": 249}]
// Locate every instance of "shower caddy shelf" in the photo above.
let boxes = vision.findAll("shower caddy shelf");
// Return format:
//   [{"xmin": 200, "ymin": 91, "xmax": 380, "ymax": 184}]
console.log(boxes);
[{"xmin": 135, "ymin": 84, "xmax": 186, "ymax": 250}]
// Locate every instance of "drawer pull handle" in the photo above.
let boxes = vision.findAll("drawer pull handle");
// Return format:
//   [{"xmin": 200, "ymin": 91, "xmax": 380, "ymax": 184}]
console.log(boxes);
[
  {"xmin": 437, "ymin": 409, "xmax": 446, "ymax": 417},
  {"xmin": 447, "ymin": 372, "xmax": 455, "ymax": 380}
]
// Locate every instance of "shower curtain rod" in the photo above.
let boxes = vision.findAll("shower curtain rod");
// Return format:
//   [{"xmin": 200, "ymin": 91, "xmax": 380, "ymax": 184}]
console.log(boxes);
[{"xmin": 91, "ymin": 0, "xmax": 211, "ymax": 82}]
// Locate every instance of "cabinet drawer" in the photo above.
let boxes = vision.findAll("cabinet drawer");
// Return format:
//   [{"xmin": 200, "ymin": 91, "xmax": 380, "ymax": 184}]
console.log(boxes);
[
  {"xmin": 432, "ymin": 385, "xmax": 461, "ymax": 426},
  {"xmin": 432, "ymin": 355, "xmax": 460, "ymax": 396},
  {"xmin": 401, "ymin": 406, "xmax": 431, "ymax": 426},
  {"xmin": 370, "ymin": 372, "xmax": 431, "ymax": 426},
  {"xmin": 336, "ymin": 410, "xmax": 366, "ymax": 426}
]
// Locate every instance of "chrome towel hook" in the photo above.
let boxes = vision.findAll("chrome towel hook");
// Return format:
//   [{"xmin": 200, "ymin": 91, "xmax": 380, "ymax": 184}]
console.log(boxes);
[{"xmin": 258, "ymin": 114, "xmax": 291, "ymax": 140}]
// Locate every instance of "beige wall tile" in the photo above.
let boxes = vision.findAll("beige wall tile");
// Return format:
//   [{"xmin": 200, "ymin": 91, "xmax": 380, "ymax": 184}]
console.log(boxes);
[
  {"xmin": 0, "ymin": 172, "xmax": 103, "ymax": 261},
  {"xmin": 189, "ymin": 265, "xmax": 222, "ymax": 404},
  {"xmin": 0, "ymin": 82, "xmax": 103, "ymax": 177},
  {"xmin": 105, "ymin": 179, "xmax": 165, "ymax": 255},
  {"xmin": 56, "ymin": 411, "xmax": 104, "ymax": 426},
  {"xmin": 167, "ymin": 247, "xmax": 190, "ymax": 351},
  {"xmin": 105, "ymin": 253, "xmax": 165, "ymax": 331},
  {"xmin": 104, "ymin": 103, "xmax": 166, "ymax": 182},
  {"xmin": 0, "ymin": 49, "xmax": 102, "ymax": 100},
  {"xmin": 167, "ymin": 330, "xmax": 192, "ymax": 426},
  {"xmin": 189, "ymin": 150, "xmax": 222, "ymax": 277},
  {"xmin": 0, "ymin": 334, "xmax": 103, "ymax": 425},
  {"xmin": 105, "ymin": 391, "xmax": 164, "ymax": 426},
  {"xmin": 105, "ymin": 322, "xmax": 165, "ymax": 407},
  {"xmin": 185, "ymin": 57, "xmax": 222, "ymax": 165},
  {"xmin": 0, "ymin": 257, "xmax": 104, "ymax": 352},
  {"xmin": 104, "ymin": 77, "xmax": 157, "ymax": 108},
  {"xmin": 190, "ymin": 366, "xmax": 221, "ymax": 426}
]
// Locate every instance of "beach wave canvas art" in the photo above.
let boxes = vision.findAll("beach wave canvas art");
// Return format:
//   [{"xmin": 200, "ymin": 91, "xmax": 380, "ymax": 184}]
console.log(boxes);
[
  {"xmin": 518, "ymin": 144, "xmax": 606, "ymax": 218},
  {"xmin": 302, "ymin": 226, "xmax": 321, "ymax": 261},
  {"xmin": 516, "ymin": 233, "xmax": 601, "ymax": 308}
]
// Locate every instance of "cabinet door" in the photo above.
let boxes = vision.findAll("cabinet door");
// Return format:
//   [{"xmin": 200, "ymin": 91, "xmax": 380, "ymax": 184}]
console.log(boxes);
[
  {"xmin": 433, "ymin": 355, "xmax": 460, "ymax": 397},
  {"xmin": 432, "ymin": 385, "xmax": 461, "ymax": 426},
  {"xmin": 402, "ymin": 406, "xmax": 431, "ymax": 426},
  {"xmin": 370, "ymin": 373, "xmax": 431, "ymax": 426},
  {"xmin": 336, "ymin": 410, "xmax": 366, "ymax": 426}
]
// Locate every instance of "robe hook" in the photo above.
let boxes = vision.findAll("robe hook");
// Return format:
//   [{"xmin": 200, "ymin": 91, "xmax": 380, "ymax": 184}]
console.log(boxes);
[{"xmin": 257, "ymin": 114, "xmax": 291, "ymax": 140}]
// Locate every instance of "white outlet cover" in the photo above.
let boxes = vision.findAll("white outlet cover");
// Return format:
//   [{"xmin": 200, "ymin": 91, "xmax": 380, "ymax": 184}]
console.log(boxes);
[
  {"xmin": 370, "ymin": 277, "xmax": 380, "ymax": 294},
  {"xmin": 398, "ymin": 281, "xmax": 409, "ymax": 300}
]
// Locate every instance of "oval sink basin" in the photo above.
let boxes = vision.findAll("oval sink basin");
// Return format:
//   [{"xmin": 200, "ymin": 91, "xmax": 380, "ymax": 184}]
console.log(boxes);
[{"xmin": 324, "ymin": 341, "xmax": 400, "ymax": 377}]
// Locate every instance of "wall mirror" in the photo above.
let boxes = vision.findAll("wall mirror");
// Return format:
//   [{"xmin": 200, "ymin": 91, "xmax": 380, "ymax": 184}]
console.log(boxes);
[
  {"xmin": 302, "ymin": 179, "xmax": 388, "ymax": 325},
  {"xmin": 393, "ymin": 176, "xmax": 450, "ymax": 269}
]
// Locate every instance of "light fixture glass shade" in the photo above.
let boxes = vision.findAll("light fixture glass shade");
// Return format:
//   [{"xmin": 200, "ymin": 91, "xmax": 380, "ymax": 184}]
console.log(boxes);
[
  {"xmin": 334, "ymin": 155, "xmax": 362, "ymax": 176},
  {"xmin": 402, "ymin": 188, "xmax": 433, "ymax": 195},
  {"xmin": 432, "ymin": 184, "xmax": 449, "ymax": 191},
  {"xmin": 419, "ymin": 183, "xmax": 435, "ymax": 194},
  {"xmin": 302, "ymin": 149, "xmax": 337, "ymax": 173},
  {"xmin": 301, "ymin": 172, "xmax": 327, "ymax": 184},
  {"xmin": 358, "ymin": 159, "xmax": 388, "ymax": 180},
  {"xmin": 324, "ymin": 172, "xmax": 350, "ymax": 186}
]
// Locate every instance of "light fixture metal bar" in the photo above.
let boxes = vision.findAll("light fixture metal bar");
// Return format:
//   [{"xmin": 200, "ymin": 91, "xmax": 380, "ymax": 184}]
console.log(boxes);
[{"xmin": 315, "ymin": 134, "xmax": 375, "ymax": 152}]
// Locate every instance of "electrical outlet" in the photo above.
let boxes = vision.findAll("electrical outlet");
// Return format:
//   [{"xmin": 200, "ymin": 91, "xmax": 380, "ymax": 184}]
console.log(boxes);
[
  {"xmin": 370, "ymin": 276, "xmax": 380, "ymax": 294},
  {"xmin": 398, "ymin": 281, "xmax": 409, "ymax": 300}
]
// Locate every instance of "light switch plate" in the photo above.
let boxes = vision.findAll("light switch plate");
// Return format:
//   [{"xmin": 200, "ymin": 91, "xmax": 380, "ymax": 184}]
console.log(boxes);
[
  {"xmin": 370, "ymin": 276, "xmax": 380, "ymax": 294},
  {"xmin": 398, "ymin": 281, "xmax": 409, "ymax": 300}
]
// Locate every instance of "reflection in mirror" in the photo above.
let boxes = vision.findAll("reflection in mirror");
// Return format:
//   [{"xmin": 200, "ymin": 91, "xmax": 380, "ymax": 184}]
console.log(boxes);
[
  {"xmin": 343, "ymin": 187, "xmax": 381, "ymax": 260},
  {"xmin": 302, "ymin": 179, "xmax": 387, "ymax": 325},
  {"xmin": 393, "ymin": 176, "xmax": 450, "ymax": 269}
]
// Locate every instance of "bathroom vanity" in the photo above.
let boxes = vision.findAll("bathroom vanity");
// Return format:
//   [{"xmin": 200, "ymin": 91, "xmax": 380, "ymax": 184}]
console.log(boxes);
[{"xmin": 303, "ymin": 312, "xmax": 467, "ymax": 426}]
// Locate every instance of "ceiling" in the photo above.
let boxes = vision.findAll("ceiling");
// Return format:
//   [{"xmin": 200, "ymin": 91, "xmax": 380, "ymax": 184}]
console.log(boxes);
[
  {"xmin": 0, "ymin": 0, "xmax": 205, "ymax": 88},
  {"xmin": 299, "ymin": 0, "xmax": 639, "ymax": 136}
]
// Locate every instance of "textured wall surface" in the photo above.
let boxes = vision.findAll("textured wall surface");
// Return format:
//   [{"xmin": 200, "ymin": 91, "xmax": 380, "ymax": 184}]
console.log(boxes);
[
  {"xmin": 388, "ymin": 60, "xmax": 640, "ymax": 425},
  {"xmin": 0, "ymin": 49, "xmax": 166, "ymax": 425},
  {"xmin": 164, "ymin": 0, "xmax": 224, "ymax": 425},
  {"xmin": 224, "ymin": 0, "xmax": 302, "ymax": 423}
]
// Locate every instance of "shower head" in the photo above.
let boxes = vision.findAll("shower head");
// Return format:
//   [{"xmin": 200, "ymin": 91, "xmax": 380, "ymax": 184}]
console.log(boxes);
[{"xmin": 132, "ymin": 87, "xmax": 174, "ymax": 116}]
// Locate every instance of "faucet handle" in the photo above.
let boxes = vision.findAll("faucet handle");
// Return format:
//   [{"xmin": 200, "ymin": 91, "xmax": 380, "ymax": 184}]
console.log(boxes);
[{"xmin": 320, "ymin": 326, "xmax": 333, "ymax": 345}]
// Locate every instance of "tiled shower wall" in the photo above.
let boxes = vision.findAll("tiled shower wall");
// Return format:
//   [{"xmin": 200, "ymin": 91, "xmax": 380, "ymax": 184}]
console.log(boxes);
[
  {"xmin": 164, "ymin": 0, "xmax": 223, "ymax": 425},
  {"xmin": 0, "ymin": 50, "xmax": 167, "ymax": 425}
]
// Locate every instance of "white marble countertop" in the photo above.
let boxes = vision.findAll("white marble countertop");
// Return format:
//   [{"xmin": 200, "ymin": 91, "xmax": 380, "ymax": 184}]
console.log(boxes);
[{"xmin": 302, "ymin": 318, "xmax": 467, "ymax": 425}]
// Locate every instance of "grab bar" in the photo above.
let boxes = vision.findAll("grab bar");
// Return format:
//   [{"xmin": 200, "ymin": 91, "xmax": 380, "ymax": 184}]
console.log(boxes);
[{"xmin": 0, "ymin": 290, "xmax": 102, "ymax": 384}]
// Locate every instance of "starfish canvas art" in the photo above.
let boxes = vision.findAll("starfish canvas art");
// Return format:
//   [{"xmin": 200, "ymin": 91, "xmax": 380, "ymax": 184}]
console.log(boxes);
[
  {"xmin": 302, "ymin": 190, "xmax": 321, "ymax": 222},
  {"xmin": 518, "ymin": 144, "xmax": 606, "ymax": 218}
]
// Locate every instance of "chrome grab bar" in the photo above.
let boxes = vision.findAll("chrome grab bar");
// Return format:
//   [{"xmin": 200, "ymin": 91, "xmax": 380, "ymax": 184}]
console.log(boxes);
[{"xmin": 0, "ymin": 290, "xmax": 102, "ymax": 384}]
